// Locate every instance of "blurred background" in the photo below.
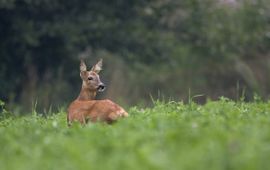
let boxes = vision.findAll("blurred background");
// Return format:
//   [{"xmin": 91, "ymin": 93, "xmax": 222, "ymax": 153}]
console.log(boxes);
[{"xmin": 0, "ymin": 0, "xmax": 269, "ymax": 113}]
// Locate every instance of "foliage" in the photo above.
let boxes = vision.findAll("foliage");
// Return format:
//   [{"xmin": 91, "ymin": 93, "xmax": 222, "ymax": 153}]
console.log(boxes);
[
  {"xmin": 0, "ymin": 0, "xmax": 269, "ymax": 111},
  {"xmin": 0, "ymin": 100, "xmax": 270, "ymax": 170},
  {"xmin": 0, "ymin": 100, "xmax": 13, "ymax": 119}
]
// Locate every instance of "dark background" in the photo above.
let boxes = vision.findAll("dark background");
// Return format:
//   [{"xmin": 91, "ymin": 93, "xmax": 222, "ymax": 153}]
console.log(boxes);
[{"xmin": 0, "ymin": 0, "xmax": 269, "ymax": 113}]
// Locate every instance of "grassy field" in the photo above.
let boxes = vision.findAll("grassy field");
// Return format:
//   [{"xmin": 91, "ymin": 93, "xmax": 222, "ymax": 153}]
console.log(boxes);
[{"xmin": 0, "ymin": 98, "xmax": 270, "ymax": 170}]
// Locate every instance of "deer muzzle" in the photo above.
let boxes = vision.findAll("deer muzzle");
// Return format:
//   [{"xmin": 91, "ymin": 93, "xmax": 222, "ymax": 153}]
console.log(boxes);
[{"xmin": 97, "ymin": 84, "xmax": 106, "ymax": 92}]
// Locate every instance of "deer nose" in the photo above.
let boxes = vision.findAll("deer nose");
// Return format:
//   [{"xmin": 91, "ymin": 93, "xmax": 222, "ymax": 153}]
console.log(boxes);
[{"xmin": 97, "ymin": 83, "xmax": 106, "ymax": 92}]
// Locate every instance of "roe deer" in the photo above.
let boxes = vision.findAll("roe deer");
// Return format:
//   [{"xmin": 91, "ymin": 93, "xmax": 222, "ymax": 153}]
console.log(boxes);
[{"xmin": 67, "ymin": 59, "xmax": 128, "ymax": 125}]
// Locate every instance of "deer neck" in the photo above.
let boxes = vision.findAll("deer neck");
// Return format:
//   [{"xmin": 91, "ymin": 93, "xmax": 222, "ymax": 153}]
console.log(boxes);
[{"xmin": 77, "ymin": 84, "xmax": 96, "ymax": 101}]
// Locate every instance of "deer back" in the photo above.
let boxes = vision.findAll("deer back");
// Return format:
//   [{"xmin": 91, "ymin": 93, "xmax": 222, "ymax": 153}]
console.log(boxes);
[{"xmin": 68, "ymin": 99, "xmax": 128, "ymax": 125}]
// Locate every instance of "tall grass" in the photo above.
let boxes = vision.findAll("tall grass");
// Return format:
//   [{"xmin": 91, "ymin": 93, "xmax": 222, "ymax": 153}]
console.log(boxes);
[{"xmin": 0, "ymin": 99, "xmax": 270, "ymax": 170}]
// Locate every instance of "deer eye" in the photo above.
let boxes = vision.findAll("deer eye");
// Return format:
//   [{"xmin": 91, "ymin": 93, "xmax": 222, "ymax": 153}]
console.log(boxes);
[{"xmin": 88, "ymin": 77, "xmax": 93, "ymax": 80}]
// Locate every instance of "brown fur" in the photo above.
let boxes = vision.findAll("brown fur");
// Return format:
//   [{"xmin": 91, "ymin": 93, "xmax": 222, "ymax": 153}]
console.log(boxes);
[
  {"xmin": 68, "ymin": 99, "xmax": 128, "ymax": 125},
  {"xmin": 67, "ymin": 59, "xmax": 128, "ymax": 125}
]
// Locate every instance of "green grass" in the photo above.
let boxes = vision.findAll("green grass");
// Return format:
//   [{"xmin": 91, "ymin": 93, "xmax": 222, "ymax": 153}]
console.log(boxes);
[{"xmin": 1, "ymin": 98, "xmax": 270, "ymax": 170}]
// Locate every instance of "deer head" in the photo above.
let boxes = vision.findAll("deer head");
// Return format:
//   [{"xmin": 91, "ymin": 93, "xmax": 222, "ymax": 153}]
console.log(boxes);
[{"xmin": 77, "ymin": 59, "xmax": 106, "ymax": 100}]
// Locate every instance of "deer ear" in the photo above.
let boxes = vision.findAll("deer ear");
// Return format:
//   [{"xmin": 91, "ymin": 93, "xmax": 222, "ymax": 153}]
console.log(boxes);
[
  {"xmin": 91, "ymin": 59, "xmax": 103, "ymax": 73},
  {"xmin": 80, "ymin": 59, "xmax": 88, "ymax": 79},
  {"xmin": 80, "ymin": 59, "xmax": 87, "ymax": 72}
]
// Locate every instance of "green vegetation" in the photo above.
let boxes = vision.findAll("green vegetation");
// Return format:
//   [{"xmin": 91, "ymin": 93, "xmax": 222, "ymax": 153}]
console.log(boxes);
[{"xmin": 1, "ymin": 99, "xmax": 270, "ymax": 170}]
